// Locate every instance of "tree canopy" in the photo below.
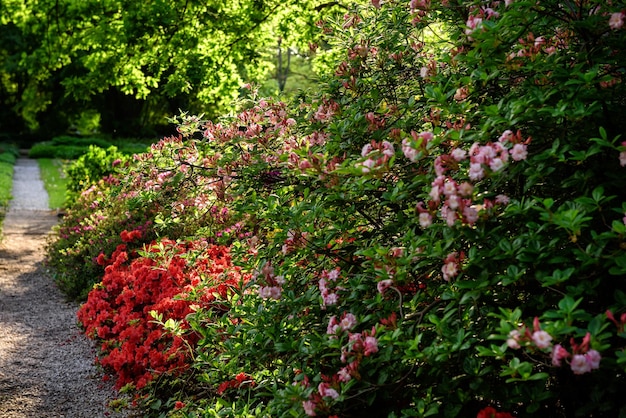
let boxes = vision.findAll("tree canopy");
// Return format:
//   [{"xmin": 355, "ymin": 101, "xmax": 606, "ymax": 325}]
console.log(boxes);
[{"xmin": 0, "ymin": 0, "xmax": 352, "ymax": 138}]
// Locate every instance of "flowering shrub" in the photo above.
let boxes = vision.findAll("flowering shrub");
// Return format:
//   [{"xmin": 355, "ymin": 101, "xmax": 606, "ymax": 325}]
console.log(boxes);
[
  {"xmin": 49, "ymin": 0, "xmax": 626, "ymax": 417},
  {"xmin": 77, "ymin": 235, "xmax": 247, "ymax": 390}
]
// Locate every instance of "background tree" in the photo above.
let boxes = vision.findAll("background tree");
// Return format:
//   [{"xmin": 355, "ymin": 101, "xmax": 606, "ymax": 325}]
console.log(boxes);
[{"xmin": 0, "ymin": 0, "xmax": 355, "ymax": 140}]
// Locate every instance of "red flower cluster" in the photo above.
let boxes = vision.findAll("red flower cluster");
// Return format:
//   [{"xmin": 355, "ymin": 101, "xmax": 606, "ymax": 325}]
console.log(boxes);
[
  {"xmin": 216, "ymin": 372, "xmax": 255, "ymax": 395},
  {"xmin": 477, "ymin": 406, "xmax": 514, "ymax": 418},
  {"xmin": 120, "ymin": 228, "xmax": 143, "ymax": 243},
  {"xmin": 77, "ymin": 236, "xmax": 248, "ymax": 390}
]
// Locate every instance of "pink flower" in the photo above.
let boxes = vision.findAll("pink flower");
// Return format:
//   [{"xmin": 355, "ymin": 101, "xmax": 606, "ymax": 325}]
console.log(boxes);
[
  {"xmin": 429, "ymin": 185, "xmax": 441, "ymax": 203},
  {"xmin": 458, "ymin": 182, "xmax": 474, "ymax": 197},
  {"xmin": 447, "ymin": 195, "xmax": 460, "ymax": 210},
  {"xmin": 510, "ymin": 143, "xmax": 528, "ymax": 161},
  {"xmin": 463, "ymin": 206, "xmax": 479, "ymax": 225},
  {"xmin": 532, "ymin": 330, "xmax": 553, "ymax": 349},
  {"xmin": 323, "ymin": 292, "xmax": 339, "ymax": 306},
  {"xmin": 327, "ymin": 316, "xmax": 340, "ymax": 335},
  {"xmin": 377, "ymin": 279, "xmax": 394, "ymax": 294},
  {"xmin": 326, "ymin": 269, "xmax": 340, "ymax": 281},
  {"xmin": 361, "ymin": 143, "xmax": 373, "ymax": 157},
  {"xmin": 337, "ymin": 367, "xmax": 352, "ymax": 382},
  {"xmin": 442, "ymin": 261, "xmax": 458, "ymax": 281},
  {"xmin": 469, "ymin": 163, "xmax": 485, "ymax": 181},
  {"xmin": 499, "ymin": 130, "xmax": 513, "ymax": 143},
  {"xmin": 402, "ymin": 139, "xmax": 419, "ymax": 162},
  {"xmin": 571, "ymin": 354, "xmax": 592, "ymax": 375},
  {"xmin": 507, "ymin": 330, "xmax": 521, "ymax": 349},
  {"xmin": 451, "ymin": 148, "xmax": 467, "ymax": 161},
  {"xmin": 318, "ymin": 383, "xmax": 340, "ymax": 399},
  {"xmin": 340, "ymin": 313, "xmax": 357, "ymax": 331},
  {"xmin": 465, "ymin": 15, "xmax": 482, "ymax": 36},
  {"xmin": 382, "ymin": 141, "xmax": 395, "ymax": 157},
  {"xmin": 259, "ymin": 286, "xmax": 281, "ymax": 300},
  {"xmin": 371, "ymin": 0, "xmax": 381, "ymax": 8},
  {"xmin": 619, "ymin": 151, "xmax": 626, "ymax": 167},
  {"xmin": 364, "ymin": 336, "xmax": 379, "ymax": 356},
  {"xmin": 585, "ymin": 349, "xmax": 601, "ymax": 370},
  {"xmin": 609, "ymin": 12, "xmax": 624, "ymax": 30},
  {"xmin": 495, "ymin": 194, "xmax": 510, "ymax": 205},
  {"xmin": 360, "ymin": 158, "xmax": 376, "ymax": 173},
  {"xmin": 419, "ymin": 212, "xmax": 433, "ymax": 228},
  {"xmin": 454, "ymin": 86, "xmax": 469, "ymax": 101},
  {"xmin": 489, "ymin": 158, "xmax": 504, "ymax": 172},
  {"xmin": 551, "ymin": 344, "xmax": 570, "ymax": 366},
  {"xmin": 303, "ymin": 400, "xmax": 317, "ymax": 416}
]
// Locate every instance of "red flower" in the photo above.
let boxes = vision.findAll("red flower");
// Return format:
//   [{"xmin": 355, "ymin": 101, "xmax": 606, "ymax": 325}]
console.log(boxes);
[
  {"xmin": 477, "ymin": 406, "xmax": 514, "ymax": 418},
  {"xmin": 174, "ymin": 401, "xmax": 185, "ymax": 410}
]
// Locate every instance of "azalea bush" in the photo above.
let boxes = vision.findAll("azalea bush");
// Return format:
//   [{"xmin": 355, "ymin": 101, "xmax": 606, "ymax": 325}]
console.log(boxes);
[
  {"xmin": 48, "ymin": 0, "xmax": 626, "ymax": 417},
  {"xmin": 77, "ymin": 235, "xmax": 247, "ymax": 395}
]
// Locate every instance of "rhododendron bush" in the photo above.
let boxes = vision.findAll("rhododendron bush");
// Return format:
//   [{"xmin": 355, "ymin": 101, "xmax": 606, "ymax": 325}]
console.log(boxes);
[
  {"xmin": 77, "ymin": 236, "xmax": 248, "ymax": 391},
  {"xmin": 48, "ymin": 0, "xmax": 626, "ymax": 416}
]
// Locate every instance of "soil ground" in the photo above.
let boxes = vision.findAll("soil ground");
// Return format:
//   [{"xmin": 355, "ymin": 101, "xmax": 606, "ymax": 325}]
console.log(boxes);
[{"xmin": 0, "ymin": 158, "xmax": 130, "ymax": 417}]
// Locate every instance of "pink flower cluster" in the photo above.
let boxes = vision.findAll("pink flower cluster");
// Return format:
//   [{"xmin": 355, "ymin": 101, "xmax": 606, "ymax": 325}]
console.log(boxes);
[
  {"xmin": 609, "ymin": 12, "xmax": 625, "ymax": 30},
  {"xmin": 282, "ymin": 229, "xmax": 309, "ymax": 255},
  {"xmin": 411, "ymin": 130, "xmax": 529, "ymax": 229},
  {"xmin": 552, "ymin": 333, "xmax": 601, "ymax": 375},
  {"xmin": 465, "ymin": 6, "xmax": 500, "ymax": 37},
  {"xmin": 319, "ymin": 268, "xmax": 342, "ymax": 307},
  {"xmin": 357, "ymin": 140, "xmax": 395, "ymax": 173},
  {"xmin": 507, "ymin": 317, "xmax": 553, "ymax": 350},
  {"xmin": 302, "ymin": 320, "xmax": 379, "ymax": 415},
  {"xmin": 441, "ymin": 251, "xmax": 465, "ymax": 281},
  {"xmin": 507, "ymin": 318, "xmax": 602, "ymax": 375},
  {"xmin": 257, "ymin": 262, "xmax": 285, "ymax": 300}
]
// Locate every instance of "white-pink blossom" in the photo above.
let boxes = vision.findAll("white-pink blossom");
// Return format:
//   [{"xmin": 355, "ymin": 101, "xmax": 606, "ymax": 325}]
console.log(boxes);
[
  {"xmin": 419, "ymin": 212, "xmax": 433, "ymax": 228},
  {"xmin": 571, "ymin": 354, "xmax": 592, "ymax": 374},
  {"xmin": 532, "ymin": 330, "xmax": 553, "ymax": 349},
  {"xmin": 364, "ymin": 336, "xmax": 379, "ymax": 356},
  {"xmin": 451, "ymin": 148, "xmax": 467, "ymax": 161},
  {"xmin": 442, "ymin": 261, "xmax": 458, "ymax": 281},
  {"xmin": 510, "ymin": 143, "xmax": 528, "ymax": 161},
  {"xmin": 377, "ymin": 279, "xmax": 394, "ymax": 294},
  {"xmin": 495, "ymin": 194, "xmax": 510, "ymax": 205},
  {"xmin": 499, "ymin": 130, "xmax": 514, "ymax": 143},
  {"xmin": 303, "ymin": 400, "xmax": 317, "ymax": 416},
  {"xmin": 507, "ymin": 330, "xmax": 521, "ymax": 349},
  {"xmin": 619, "ymin": 150, "xmax": 626, "ymax": 167},
  {"xmin": 585, "ymin": 349, "xmax": 601, "ymax": 370},
  {"xmin": 489, "ymin": 157, "xmax": 504, "ymax": 172},
  {"xmin": 340, "ymin": 313, "xmax": 358, "ymax": 331},
  {"xmin": 609, "ymin": 12, "xmax": 624, "ymax": 30},
  {"xmin": 402, "ymin": 138, "xmax": 419, "ymax": 162},
  {"xmin": 551, "ymin": 344, "xmax": 569, "ymax": 366},
  {"xmin": 469, "ymin": 163, "xmax": 485, "ymax": 181},
  {"xmin": 318, "ymin": 383, "xmax": 340, "ymax": 399}
]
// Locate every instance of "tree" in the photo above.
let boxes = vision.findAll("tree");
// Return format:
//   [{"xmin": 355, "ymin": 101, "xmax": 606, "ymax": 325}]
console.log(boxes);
[{"xmin": 0, "ymin": 0, "xmax": 355, "ymax": 137}]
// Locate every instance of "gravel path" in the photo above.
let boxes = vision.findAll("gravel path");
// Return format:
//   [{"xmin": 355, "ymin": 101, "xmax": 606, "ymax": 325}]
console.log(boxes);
[{"xmin": 0, "ymin": 159, "xmax": 131, "ymax": 418}]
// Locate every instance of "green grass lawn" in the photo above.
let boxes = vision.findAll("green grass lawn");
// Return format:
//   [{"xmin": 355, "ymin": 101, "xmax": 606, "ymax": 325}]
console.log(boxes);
[
  {"xmin": 37, "ymin": 158, "xmax": 69, "ymax": 210},
  {"xmin": 0, "ymin": 144, "xmax": 18, "ymax": 230}
]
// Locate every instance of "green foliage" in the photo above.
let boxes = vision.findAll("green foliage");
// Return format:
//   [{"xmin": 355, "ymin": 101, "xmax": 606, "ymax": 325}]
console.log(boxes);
[
  {"xmin": 0, "ymin": 0, "xmax": 355, "ymax": 135},
  {"xmin": 48, "ymin": 1, "xmax": 626, "ymax": 417},
  {"xmin": 0, "ymin": 143, "xmax": 18, "ymax": 219},
  {"xmin": 64, "ymin": 145, "xmax": 129, "ymax": 204},
  {"xmin": 28, "ymin": 136, "xmax": 149, "ymax": 159}
]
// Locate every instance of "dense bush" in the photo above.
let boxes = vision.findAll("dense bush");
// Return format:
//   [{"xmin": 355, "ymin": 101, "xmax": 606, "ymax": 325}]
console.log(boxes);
[
  {"xmin": 48, "ymin": 0, "xmax": 626, "ymax": 417},
  {"xmin": 77, "ymin": 235, "xmax": 247, "ymax": 392},
  {"xmin": 28, "ymin": 135, "xmax": 149, "ymax": 159},
  {"xmin": 64, "ymin": 145, "xmax": 130, "ymax": 205}
]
